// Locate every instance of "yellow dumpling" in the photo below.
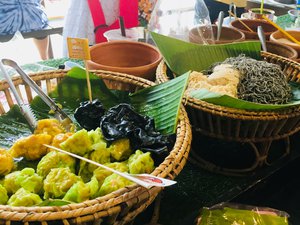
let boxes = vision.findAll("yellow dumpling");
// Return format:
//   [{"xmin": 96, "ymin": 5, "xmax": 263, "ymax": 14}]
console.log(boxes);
[
  {"xmin": 51, "ymin": 132, "xmax": 74, "ymax": 149},
  {"xmin": 108, "ymin": 138, "xmax": 132, "ymax": 161},
  {"xmin": 9, "ymin": 134, "xmax": 52, "ymax": 161},
  {"xmin": 34, "ymin": 118, "xmax": 65, "ymax": 138},
  {"xmin": 0, "ymin": 149, "xmax": 14, "ymax": 176}
]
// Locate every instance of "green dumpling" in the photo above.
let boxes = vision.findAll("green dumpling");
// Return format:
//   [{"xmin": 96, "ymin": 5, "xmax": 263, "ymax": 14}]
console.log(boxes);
[
  {"xmin": 63, "ymin": 181, "xmax": 90, "ymax": 203},
  {"xmin": 4, "ymin": 168, "xmax": 43, "ymax": 195},
  {"xmin": 98, "ymin": 173, "xmax": 133, "ymax": 196},
  {"xmin": 60, "ymin": 129, "xmax": 92, "ymax": 156},
  {"xmin": 0, "ymin": 184, "xmax": 8, "ymax": 205},
  {"xmin": 78, "ymin": 144, "xmax": 111, "ymax": 182},
  {"xmin": 44, "ymin": 167, "xmax": 80, "ymax": 199},
  {"xmin": 128, "ymin": 150, "xmax": 155, "ymax": 174},
  {"xmin": 90, "ymin": 162, "xmax": 129, "ymax": 198},
  {"xmin": 93, "ymin": 161, "xmax": 129, "ymax": 183},
  {"xmin": 7, "ymin": 188, "xmax": 42, "ymax": 206},
  {"xmin": 87, "ymin": 176, "xmax": 101, "ymax": 199},
  {"xmin": 108, "ymin": 138, "xmax": 132, "ymax": 161},
  {"xmin": 88, "ymin": 128, "xmax": 106, "ymax": 146},
  {"xmin": 37, "ymin": 151, "xmax": 76, "ymax": 178}
]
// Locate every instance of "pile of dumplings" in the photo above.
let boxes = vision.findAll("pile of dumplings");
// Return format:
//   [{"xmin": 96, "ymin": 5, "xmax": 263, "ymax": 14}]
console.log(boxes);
[{"xmin": 0, "ymin": 119, "xmax": 155, "ymax": 206}]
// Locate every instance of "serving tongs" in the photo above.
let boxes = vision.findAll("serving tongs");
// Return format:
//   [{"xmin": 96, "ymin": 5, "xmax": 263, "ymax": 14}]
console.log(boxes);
[
  {"xmin": 1, "ymin": 59, "xmax": 73, "ymax": 132},
  {"xmin": 0, "ymin": 60, "xmax": 37, "ymax": 132}
]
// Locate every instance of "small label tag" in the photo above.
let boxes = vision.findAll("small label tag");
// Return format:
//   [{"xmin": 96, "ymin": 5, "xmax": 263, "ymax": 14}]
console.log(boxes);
[
  {"xmin": 67, "ymin": 37, "xmax": 91, "ymax": 60},
  {"xmin": 135, "ymin": 174, "xmax": 177, "ymax": 187}
]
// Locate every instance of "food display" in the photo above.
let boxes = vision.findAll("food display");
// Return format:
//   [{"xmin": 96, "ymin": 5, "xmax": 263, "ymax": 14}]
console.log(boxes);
[
  {"xmin": 0, "ymin": 64, "xmax": 192, "ymax": 224},
  {"xmin": 0, "ymin": 96, "xmax": 174, "ymax": 207},
  {"xmin": 186, "ymin": 55, "xmax": 292, "ymax": 105}
]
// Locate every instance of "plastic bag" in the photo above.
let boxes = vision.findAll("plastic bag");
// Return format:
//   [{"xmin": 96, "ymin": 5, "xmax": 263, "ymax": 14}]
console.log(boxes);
[
  {"xmin": 148, "ymin": 0, "xmax": 214, "ymax": 44},
  {"xmin": 197, "ymin": 202, "xmax": 290, "ymax": 225}
]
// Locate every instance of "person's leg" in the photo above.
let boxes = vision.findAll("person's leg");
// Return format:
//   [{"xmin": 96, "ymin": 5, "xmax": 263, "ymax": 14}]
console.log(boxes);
[{"xmin": 32, "ymin": 36, "xmax": 49, "ymax": 60}]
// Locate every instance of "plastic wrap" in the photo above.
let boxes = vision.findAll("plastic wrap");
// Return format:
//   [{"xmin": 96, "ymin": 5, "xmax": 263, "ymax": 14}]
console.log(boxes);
[
  {"xmin": 197, "ymin": 202, "xmax": 290, "ymax": 225},
  {"xmin": 148, "ymin": 0, "xmax": 214, "ymax": 43}
]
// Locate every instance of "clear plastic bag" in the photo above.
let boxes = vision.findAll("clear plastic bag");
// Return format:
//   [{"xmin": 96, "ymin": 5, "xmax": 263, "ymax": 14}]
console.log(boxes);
[
  {"xmin": 197, "ymin": 202, "xmax": 290, "ymax": 225},
  {"xmin": 147, "ymin": 0, "xmax": 214, "ymax": 44}
]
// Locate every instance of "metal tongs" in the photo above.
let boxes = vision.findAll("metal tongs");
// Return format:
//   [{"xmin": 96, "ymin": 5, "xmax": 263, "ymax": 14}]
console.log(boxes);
[{"xmin": 0, "ymin": 59, "xmax": 73, "ymax": 132}]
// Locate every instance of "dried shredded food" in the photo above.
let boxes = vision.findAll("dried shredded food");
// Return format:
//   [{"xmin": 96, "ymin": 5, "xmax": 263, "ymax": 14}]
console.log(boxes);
[
  {"xmin": 220, "ymin": 55, "xmax": 292, "ymax": 104},
  {"xmin": 186, "ymin": 64, "xmax": 241, "ymax": 98}
]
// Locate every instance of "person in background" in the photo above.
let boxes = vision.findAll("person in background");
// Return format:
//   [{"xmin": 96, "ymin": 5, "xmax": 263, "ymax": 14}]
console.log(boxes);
[
  {"xmin": 62, "ymin": 0, "xmax": 158, "ymax": 56},
  {"xmin": 0, "ymin": 0, "xmax": 53, "ymax": 60}
]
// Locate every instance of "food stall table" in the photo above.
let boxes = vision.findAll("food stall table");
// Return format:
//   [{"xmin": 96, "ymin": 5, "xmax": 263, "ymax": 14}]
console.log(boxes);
[{"xmin": 2, "ymin": 58, "xmax": 300, "ymax": 225}]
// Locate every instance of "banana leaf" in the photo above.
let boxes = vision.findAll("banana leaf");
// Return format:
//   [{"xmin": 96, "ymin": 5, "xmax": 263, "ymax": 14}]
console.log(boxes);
[
  {"xmin": 38, "ymin": 199, "xmax": 72, "ymax": 206},
  {"xmin": 189, "ymin": 81, "xmax": 300, "ymax": 111},
  {"xmin": 0, "ymin": 67, "xmax": 189, "ymax": 149},
  {"xmin": 130, "ymin": 71, "xmax": 190, "ymax": 134},
  {"xmin": 199, "ymin": 207, "xmax": 289, "ymax": 225},
  {"xmin": 150, "ymin": 32, "xmax": 261, "ymax": 75}
]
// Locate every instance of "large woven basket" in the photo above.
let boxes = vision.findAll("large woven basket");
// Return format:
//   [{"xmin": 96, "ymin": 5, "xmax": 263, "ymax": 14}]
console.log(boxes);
[
  {"xmin": 0, "ymin": 70, "xmax": 192, "ymax": 225},
  {"xmin": 156, "ymin": 51, "xmax": 300, "ymax": 174}
]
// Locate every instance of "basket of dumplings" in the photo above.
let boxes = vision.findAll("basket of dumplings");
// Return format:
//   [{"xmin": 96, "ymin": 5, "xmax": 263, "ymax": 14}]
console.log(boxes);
[
  {"xmin": 153, "ymin": 34, "xmax": 300, "ymax": 143},
  {"xmin": 0, "ymin": 67, "xmax": 191, "ymax": 225}
]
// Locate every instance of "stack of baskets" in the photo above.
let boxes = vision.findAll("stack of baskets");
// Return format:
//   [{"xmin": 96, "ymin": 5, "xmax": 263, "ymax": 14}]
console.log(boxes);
[
  {"xmin": 156, "ymin": 51, "xmax": 300, "ymax": 175},
  {"xmin": 0, "ymin": 70, "xmax": 192, "ymax": 225}
]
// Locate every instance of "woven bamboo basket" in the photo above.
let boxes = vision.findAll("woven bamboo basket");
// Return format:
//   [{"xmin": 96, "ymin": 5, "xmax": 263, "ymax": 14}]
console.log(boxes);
[
  {"xmin": 156, "ymin": 51, "xmax": 300, "ymax": 175},
  {"xmin": 0, "ymin": 69, "xmax": 192, "ymax": 225}
]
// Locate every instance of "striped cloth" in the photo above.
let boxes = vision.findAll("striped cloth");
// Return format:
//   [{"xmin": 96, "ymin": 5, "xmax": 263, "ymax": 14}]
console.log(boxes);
[{"xmin": 0, "ymin": 0, "xmax": 48, "ymax": 35}]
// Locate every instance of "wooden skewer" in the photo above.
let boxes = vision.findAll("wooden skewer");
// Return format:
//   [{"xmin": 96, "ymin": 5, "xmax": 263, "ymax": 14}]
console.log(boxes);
[
  {"xmin": 228, "ymin": 11, "xmax": 254, "ymax": 33},
  {"xmin": 262, "ymin": 15, "xmax": 300, "ymax": 46},
  {"xmin": 44, "ymin": 144, "xmax": 177, "ymax": 189}
]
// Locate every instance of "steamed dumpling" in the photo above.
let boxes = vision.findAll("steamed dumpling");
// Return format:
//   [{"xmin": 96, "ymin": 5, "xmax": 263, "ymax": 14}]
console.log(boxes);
[
  {"xmin": 128, "ymin": 150, "xmax": 154, "ymax": 174},
  {"xmin": 43, "ymin": 167, "xmax": 80, "ymax": 199},
  {"xmin": 0, "ymin": 148, "xmax": 14, "ymax": 176},
  {"xmin": 9, "ymin": 134, "xmax": 52, "ymax": 160},
  {"xmin": 37, "ymin": 151, "xmax": 76, "ymax": 178},
  {"xmin": 7, "ymin": 188, "xmax": 42, "ymax": 206},
  {"xmin": 4, "ymin": 168, "xmax": 43, "ymax": 195},
  {"xmin": 0, "ymin": 184, "xmax": 8, "ymax": 205}
]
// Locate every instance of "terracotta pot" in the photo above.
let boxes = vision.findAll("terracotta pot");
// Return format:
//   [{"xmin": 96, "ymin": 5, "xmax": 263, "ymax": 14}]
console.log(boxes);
[
  {"xmin": 189, "ymin": 25, "xmax": 245, "ymax": 44},
  {"xmin": 270, "ymin": 30, "xmax": 300, "ymax": 58},
  {"xmin": 266, "ymin": 41, "xmax": 298, "ymax": 59},
  {"xmin": 230, "ymin": 19, "xmax": 277, "ymax": 40},
  {"xmin": 87, "ymin": 41, "xmax": 162, "ymax": 81}
]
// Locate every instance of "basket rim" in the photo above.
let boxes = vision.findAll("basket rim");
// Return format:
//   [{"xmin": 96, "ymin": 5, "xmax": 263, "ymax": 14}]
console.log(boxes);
[
  {"xmin": 0, "ymin": 69, "xmax": 192, "ymax": 222},
  {"xmin": 156, "ymin": 52, "xmax": 300, "ymax": 120}
]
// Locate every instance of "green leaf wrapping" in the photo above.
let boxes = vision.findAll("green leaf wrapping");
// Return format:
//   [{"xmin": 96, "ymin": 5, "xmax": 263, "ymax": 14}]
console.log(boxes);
[
  {"xmin": 190, "ymin": 87, "xmax": 300, "ymax": 111},
  {"xmin": 130, "ymin": 71, "xmax": 190, "ymax": 134},
  {"xmin": 150, "ymin": 32, "xmax": 262, "ymax": 75}
]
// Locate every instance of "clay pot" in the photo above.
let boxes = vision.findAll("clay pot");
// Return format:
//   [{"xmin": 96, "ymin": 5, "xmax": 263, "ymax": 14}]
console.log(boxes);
[
  {"xmin": 270, "ymin": 30, "xmax": 300, "ymax": 58},
  {"xmin": 266, "ymin": 41, "xmax": 298, "ymax": 60},
  {"xmin": 230, "ymin": 19, "xmax": 277, "ymax": 40},
  {"xmin": 189, "ymin": 25, "xmax": 245, "ymax": 44},
  {"xmin": 87, "ymin": 41, "xmax": 162, "ymax": 81}
]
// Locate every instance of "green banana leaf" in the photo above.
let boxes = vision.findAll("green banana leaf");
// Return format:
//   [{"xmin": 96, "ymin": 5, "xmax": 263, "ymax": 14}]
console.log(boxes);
[
  {"xmin": 150, "ymin": 32, "xmax": 262, "ymax": 75},
  {"xmin": 189, "ymin": 82, "xmax": 300, "ymax": 111},
  {"xmin": 130, "ymin": 71, "xmax": 189, "ymax": 134},
  {"xmin": 38, "ymin": 199, "xmax": 72, "ymax": 206},
  {"xmin": 199, "ymin": 207, "xmax": 289, "ymax": 225},
  {"xmin": 0, "ymin": 67, "xmax": 189, "ymax": 149}
]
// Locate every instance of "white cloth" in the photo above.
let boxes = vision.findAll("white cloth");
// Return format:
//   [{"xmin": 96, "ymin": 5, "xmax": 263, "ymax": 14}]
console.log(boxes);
[{"xmin": 62, "ymin": 0, "xmax": 119, "ymax": 57}]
